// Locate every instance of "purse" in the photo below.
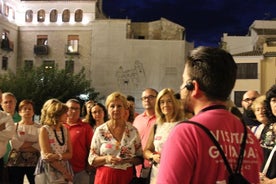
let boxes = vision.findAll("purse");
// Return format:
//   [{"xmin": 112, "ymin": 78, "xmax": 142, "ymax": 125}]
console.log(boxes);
[
  {"xmin": 130, "ymin": 124, "xmax": 157, "ymax": 184},
  {"xmin": 6, "ymin": 149, "xmax": 40, "ymax": 167},
  {"xmin": 43, "ymin": 161, "xmax": 67, "ymax": 184}
]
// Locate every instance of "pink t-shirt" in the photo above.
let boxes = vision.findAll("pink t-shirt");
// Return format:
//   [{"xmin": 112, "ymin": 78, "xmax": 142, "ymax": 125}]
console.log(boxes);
[
  {"xmin": 133, "ymin": 111, "xmax": 156, "ymax": 176},
  {"xmin": 157, "ymin": 106, "xmax": 263, "ymax": 184}
]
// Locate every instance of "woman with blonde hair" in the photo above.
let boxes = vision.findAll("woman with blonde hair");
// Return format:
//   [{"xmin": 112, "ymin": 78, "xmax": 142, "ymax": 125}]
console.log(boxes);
[
  {"xmin": 251, "ymin": 95, "xmax": 268, "ymax": 139},
  {"xmin": 143, "ymin": 88, "xmax": 184, "ymax": 184},
  {"xmin": 88, "ymin": 92, "xmax": 143, "ymax": 184},
  {"xmin": 35, "ymin": 99, "xmax": 73, "ymax": 183}
]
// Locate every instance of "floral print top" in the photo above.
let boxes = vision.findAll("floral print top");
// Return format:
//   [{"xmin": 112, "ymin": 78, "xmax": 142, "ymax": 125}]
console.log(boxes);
[
  {"xmin": 260, "ymin": 123, "xmax": 276, "ymax": 178},
  {"xmin": 260, "ymin": 123, "xmax": 276, "ymax": 149},
  {"xmin": 88, "ymin": 122, "xmax": 142, "ymax": 170}
]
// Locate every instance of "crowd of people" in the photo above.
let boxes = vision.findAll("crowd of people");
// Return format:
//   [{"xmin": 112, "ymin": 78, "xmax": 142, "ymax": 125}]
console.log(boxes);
[{"xmin": 0, "ymin": 46, "xmax": 275, "ymax": 184}]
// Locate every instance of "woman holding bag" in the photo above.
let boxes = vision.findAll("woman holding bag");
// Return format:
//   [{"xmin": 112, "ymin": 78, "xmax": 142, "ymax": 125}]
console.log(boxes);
[
  {"xmin": 35, "ymin": 98, "xmax": 73, "ymax": 183},
  {"xmin": 7, "ymin": 100, "xmax": 40, "ymax": 184}
]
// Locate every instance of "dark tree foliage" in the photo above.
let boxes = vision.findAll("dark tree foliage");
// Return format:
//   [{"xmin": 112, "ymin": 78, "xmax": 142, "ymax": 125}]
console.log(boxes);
[{"xmin": 0, "ymin": 66, "xmax": 99, "ymax": 115}]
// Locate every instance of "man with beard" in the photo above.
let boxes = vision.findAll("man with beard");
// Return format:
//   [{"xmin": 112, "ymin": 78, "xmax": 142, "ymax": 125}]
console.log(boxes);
[
  {"xmin": 156, "ymin": 46, "xmax": 263, "ymax": 184},
  {"xmin": 241, "ymin": 90, "xmax": 261, "ymax": 128}
]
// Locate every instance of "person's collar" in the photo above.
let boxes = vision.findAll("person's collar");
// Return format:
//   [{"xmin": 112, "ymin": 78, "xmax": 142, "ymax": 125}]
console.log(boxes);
[
  {"xmin": 142, "ymin": 110, "xmax": 155, "ymax": 118},
  {"xmin": 194, "ymin": 102, "xmax": 226, "ymax": 115}
]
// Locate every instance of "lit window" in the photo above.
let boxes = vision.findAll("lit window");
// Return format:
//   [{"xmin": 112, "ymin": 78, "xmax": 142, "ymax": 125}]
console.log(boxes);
[
  {"xmin": 75, "ymin": 9, "xmax": 83, "ymax": 22},
  {"xmin": 25, "ymin": 10, "xmax": 33, "ymax": 22},
  {"xmin": 43, "ymin": 60, "xmax": 55, "ymax": 70},
  {"xmin": 0, "ymin": 2, "xmax": 2, "ymax": 14},
  {"xmin": 8, "ymin": 7, "xmax": 15, "ymax": 20},
  {"xmin": 4, "ymin": 4, "xmax": 8, "ymax": 16},
  {"xmin": 66, "ymin": 35, "xmax": 79, "ymax": 54},
  {"xmin": 37, "ymin": 35, "xmax": 48, "ymax": 45},
  {"xmin": 37, "ymin": 9, "xmax": 45, "ymax": 22},
  {"xmin": 62, "ymin": 9, "xmax": 70, "ymax": 22},
  {"xmin": 1, "ymin": 31, "xmax": 13, "ymax": 51},
  {"xmin": 50, "ymin": 9, "xmax": 58, "ymax": 22}
]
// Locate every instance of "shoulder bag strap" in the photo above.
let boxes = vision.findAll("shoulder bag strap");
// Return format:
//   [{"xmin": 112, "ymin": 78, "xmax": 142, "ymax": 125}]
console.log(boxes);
[{"xmin": 183, "ymin": 120, "xmax": 247, "ymax": 175}]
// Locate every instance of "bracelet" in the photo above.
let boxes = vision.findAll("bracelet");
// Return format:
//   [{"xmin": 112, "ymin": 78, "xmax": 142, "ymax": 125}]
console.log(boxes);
[{"xmin": 58, "ymin": 153, "xmax": 62, "ymax": 161}]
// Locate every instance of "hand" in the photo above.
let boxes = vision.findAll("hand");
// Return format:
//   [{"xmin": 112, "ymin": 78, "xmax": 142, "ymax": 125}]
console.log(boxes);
[
  {"xmin": 43, "ymin": 153, "xmax": 59, "ymax": 162},
  {"xmin": 260, "ymin": 172, "xmax": 271, "ymax": 184},
  {"xmin": 152, "ymin": 153, "xmax": 161, "ymax": 164},
  {"xmin": 105, "ymin": 155, "xmax": 123, "ymax": 165}
]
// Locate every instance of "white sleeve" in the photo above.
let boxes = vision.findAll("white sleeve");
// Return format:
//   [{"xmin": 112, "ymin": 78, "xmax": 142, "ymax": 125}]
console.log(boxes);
[{"xmin": 0, "ymin": 112, "xmax": 15, "ymax": 141}]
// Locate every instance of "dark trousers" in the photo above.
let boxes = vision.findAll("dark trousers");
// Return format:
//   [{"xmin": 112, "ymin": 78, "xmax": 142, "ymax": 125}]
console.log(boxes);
[{"xmin": 9, "ymin": 166, "xmax": 36, "ymax": 184}]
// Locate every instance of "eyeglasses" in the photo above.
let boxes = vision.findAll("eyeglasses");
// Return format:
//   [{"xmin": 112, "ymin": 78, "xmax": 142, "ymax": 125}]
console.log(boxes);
[
  {"xmin": 141, "ymin": 95, "xmax": 156, "ymax": 101},
  {"xmin": 242, "ymin": 98, "xmax": 256, "ymax": 103}
]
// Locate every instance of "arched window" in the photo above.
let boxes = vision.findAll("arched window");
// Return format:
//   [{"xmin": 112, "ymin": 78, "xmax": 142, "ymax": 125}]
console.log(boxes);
[
  {"xmin": 50, "ymin": 9, "xmax": 58, "ymax": 22},
  {"xmin": 37, "ymin": 9, "xmax": 45, "ymax": 22},
  {"xmin": 9, "ymin": 7, "xmax": 15, "ymax": 19},
  {"xmin": 62, "ymin": 9, "xmax": 70, "ymax": 22},
  {"xmin": 4, "ymin": 4, "xmax": 9, "ymax": 16},
  {"xmin": 25, "ymin": 10, "xmax": 33, "ymax": 22},
  {"xmin": 75, "ymin": 9, "xmax": 83, "ymax": 22},
  {"xmin": 0, "ymin": 2, "xmax": 2, "ymax": 14}
]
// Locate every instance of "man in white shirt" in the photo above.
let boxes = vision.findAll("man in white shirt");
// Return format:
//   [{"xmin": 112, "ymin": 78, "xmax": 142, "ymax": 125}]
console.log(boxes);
[{"xmin": 0, "ymin": 89, "xmax": 15, "ymax": 183}]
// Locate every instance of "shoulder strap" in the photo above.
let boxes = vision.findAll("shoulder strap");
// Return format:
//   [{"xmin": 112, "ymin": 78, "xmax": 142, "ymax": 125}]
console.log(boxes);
[
  {"xmin": 262, "ymin": 144, "xmax": 276, "ymax": 175},
  {"xmin": 153, "ymin": 124, "xmax": 157, "ymax": 135},
  {"xmin": 183, "ymin": 120, "xmax": 247, "ymax": 175}
]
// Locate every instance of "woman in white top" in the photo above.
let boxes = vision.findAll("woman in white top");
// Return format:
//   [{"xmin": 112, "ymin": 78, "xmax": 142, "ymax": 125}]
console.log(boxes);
[
  {"xmin": 34, "ymin": 99, "xmax": 73, "ymax": 184},
  {"xmin": 8, "ymin": 100, "xmax": 40, "ymax": 184},
  {"xmin": 143, "ymin": 88, "xmax": 185, "ymax": 184},
  {"xmin": 88, "ymin": 92, "xmax": 143, "ymax": 184}
]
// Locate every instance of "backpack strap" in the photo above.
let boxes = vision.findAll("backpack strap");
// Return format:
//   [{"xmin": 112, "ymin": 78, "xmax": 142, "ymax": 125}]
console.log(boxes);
[{"xmin": 183, "ymin": 120, "xmax": 247, "ymax": 175}]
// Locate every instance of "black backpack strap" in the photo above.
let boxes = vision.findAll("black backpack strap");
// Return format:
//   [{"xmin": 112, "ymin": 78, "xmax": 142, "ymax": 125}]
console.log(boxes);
[{"xmin": 183, "ymin": 120, "xmax": 247, "ymax": 175}]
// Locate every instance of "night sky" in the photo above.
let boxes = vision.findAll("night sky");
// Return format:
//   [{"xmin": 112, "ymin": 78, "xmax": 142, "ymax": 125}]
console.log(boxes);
[{"xmin": 102, "ymin": 0, "xmax": 276, "ymax": 47}]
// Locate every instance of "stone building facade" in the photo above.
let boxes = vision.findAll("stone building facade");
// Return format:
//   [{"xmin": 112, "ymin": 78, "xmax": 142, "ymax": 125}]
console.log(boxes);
[{"xmin": 0, "ymin": 0, "xmax": 193, "ymax": 111}]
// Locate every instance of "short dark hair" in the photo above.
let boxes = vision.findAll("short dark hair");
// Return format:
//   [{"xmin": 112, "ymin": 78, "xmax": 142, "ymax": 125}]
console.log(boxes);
[
  {"xmin": 186, "ymin": 46, "xmax": 237, "ymax": 101},
  {"xmin": 127, "ymin": 95, "xmax": 135, "ymax": 102}
]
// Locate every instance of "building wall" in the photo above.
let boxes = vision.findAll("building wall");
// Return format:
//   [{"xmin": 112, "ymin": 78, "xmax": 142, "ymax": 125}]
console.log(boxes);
[
  {"xmin": 0, "ymin": 16, "xmax": 18, "ymax": 74},
  {"xmin": 261, "ymin": 57, "xmax": 276, "ymax": 92},
  {"xmin": 17, "ymin": 27, "xmax": 92, "ymax": 76},
  {"xmin": 0, "ymin": 0, "xmax": 192, "ymax": 108},
  {"xmin": 222, "ymin": 20, "xmax": 276, "ymax": 105},
  {"xmin": 221, "ymin": 33, "xmax": 253, "ymax": 55},
  {"xmin": 91, "ymin": 19, "xmax": 188, "ymax": 111},
  {"xmin": 231, "ymin": 56, "xmax": 262, "ymax": 108}
]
